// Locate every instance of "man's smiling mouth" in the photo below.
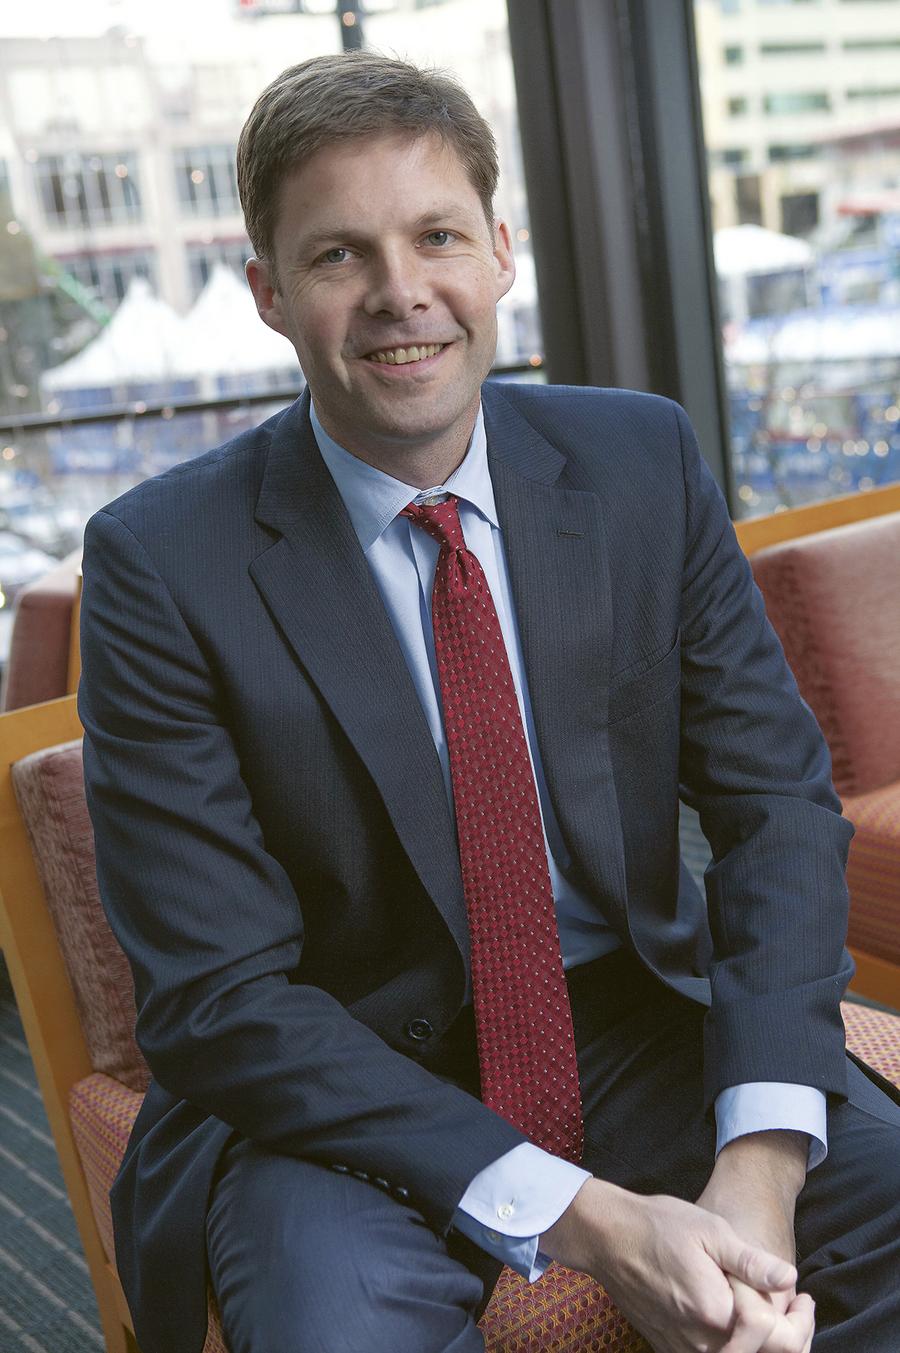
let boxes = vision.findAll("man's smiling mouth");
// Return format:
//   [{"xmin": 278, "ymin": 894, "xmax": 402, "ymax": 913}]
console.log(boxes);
[{"xmin": 366, "ymin": 343, "xmax": 446, "ymax": 365}]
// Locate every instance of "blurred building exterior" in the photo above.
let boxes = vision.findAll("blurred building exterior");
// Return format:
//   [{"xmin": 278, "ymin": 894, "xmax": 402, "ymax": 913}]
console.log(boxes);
[
  {"xmin": 0, "ymin": 0, "xmax": 540, "ymax": 644},
  {"xmin": 0, "ymin": 1, "xmax": 526, "ymax": 317},
  {"xmin": 0, "ymin": 0, "xmax": 898, "ymax": 654},
  {"xmin": 697, "ymin": 0, "xmax": 900, "ymax": 244}
]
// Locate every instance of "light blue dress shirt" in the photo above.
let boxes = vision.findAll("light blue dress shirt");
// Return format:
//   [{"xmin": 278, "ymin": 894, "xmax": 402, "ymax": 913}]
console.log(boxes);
[{"xmin": 310, "ymin": 400, "xmax": 827, "ymax": 1281}]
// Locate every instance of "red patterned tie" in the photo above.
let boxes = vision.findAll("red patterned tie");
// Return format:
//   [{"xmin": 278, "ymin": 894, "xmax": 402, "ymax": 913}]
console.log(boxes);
[{"xmin": 402, "ymin": 494, "xmax": 583, "ymax": 1163}]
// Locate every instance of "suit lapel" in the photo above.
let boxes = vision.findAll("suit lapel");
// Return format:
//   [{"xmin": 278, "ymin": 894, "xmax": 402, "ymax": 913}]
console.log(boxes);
[
  {"xmin": 250, "ymin": 396, "xmax": 469, "ymax": 966},
  {"xmin": 483, "ymin": 385, "xmax": 629, "ymax": 924}
]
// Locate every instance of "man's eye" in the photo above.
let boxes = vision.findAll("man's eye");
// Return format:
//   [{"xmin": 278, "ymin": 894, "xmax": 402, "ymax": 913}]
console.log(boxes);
[
  {"xmin": 424, "ymin": 230, "xmax": 454, "ymax": 247},
  {"xmin": 321, "ymin": 247, "xmax": 350, "ymax": 265}
]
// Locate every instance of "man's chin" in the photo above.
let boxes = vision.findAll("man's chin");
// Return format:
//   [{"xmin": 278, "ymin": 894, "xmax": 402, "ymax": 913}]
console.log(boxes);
[{"xmin": 358, "ymin": 391, "xmax": 477, "ymax": 447}]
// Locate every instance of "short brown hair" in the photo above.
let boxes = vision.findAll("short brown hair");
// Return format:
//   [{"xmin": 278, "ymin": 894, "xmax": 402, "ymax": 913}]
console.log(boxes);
[{"xmin": 237, "ymin": 52, "xmax": 499, "ymax": 271}]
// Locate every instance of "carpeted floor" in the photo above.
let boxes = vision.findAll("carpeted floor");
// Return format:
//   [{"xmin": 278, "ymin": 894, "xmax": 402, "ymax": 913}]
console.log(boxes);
[
  {"xmin": 0, "ymin": 955, "xmax": 104, "ymax": 1350},
  {"xmin": 0, "ymin": 806, "xmax": 893, "ymax": 1349}
]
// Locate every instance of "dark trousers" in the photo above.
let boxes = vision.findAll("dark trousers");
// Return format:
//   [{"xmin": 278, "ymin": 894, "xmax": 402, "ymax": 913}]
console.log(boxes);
[{"xmin": 207, "ymin": 952, "xmax": 900, "ymax": 1352}]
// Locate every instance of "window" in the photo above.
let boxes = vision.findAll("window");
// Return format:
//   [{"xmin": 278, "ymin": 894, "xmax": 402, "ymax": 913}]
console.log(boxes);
[
  {"xmin": 34, "ymin": 152, "xmax": 141, "ymax": 228},
  {"xmin": 174, "ymin": 146, "xmax": 240, "ymax": 218},
  {"xmin": 724, "ymin": 45, "xmax": 744, "ymax": 64},
  {"xmin": 746, "ymin": 270, "xmax": 809, "ymax": 319},
  {"xmin": 736, "ymin": 173, "xmax": 763, "ymax": 225},
  {"xmin": 842, "ymin": 38, "xmax": 900, "ymax": 50},
  {"xmin": 53, "ymin": 249, "xmax": 157, "ymax": 307},
  {"xmin": 768, "ymin": 143, "xmax": 820, "ymax": 161},
  {"xmin": 713, "ymin": 147, "xmax": 749, "ymax": 167},
  {"xmin": 763, "ymin": 91, "xmax": 831, "ymax": 114},
  {"xmin": 695, "ymin": 0, "xmax": 900, "ymax": 516},
  {"xmin": 845, "ymin": 86, "xmax": 900, "ymax": 100},
  {"xmin": 186, "ymin": 239, "xmax": 252, "ymax": 297},
  {"xmin": 780, "ymin": 190, "xmax": 819, "ymax": 236},
  {"xmin": 760, "ymin": 42, "xmax": 827, "ymax": 55},
  {"xmin": 728, "ymin": 96, "xmax": 749, "ymax": 115}
]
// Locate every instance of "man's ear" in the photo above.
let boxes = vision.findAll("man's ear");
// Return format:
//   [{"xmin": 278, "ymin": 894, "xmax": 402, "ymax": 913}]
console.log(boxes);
[
  {"xmin": 246, "ymin": 257, "xmax": 290, "ymax": 337},
  {"xmin": 492, "ymin": 219, "xmax": 516, "ymax": 303}
]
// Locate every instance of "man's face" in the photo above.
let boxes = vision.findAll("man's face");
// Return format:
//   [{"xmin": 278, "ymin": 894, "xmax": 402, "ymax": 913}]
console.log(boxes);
[{"xmin": 247, "ymin": 131, "xmax": 515, "ymax": 471}]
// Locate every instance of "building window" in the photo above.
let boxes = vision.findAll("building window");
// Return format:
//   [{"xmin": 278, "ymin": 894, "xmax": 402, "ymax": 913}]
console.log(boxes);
[
  {"xmin": 185, "ymin": 238, "xmax": 252, "ymax": 297},
  {"xmin": 763, "ymin": 91, "xmax": 831, "ymax": 114},
  {"xmin": 174, "ymin": 146, "xmax": 240, "ymax": 218},
  {"xmin": 842, "ymin": 38, "xmax": 900, "ymax": 49},
  {"xmin": 780, "ymin": 190, "xmax": 819, "ymax": 236},
  {"xmin": 728, "ymin": 96, "xmax": 749, "ymax": 116},
  {"xmin": 845, "ymin": 86, "xmax": 900, "ymax": 100},
  {"xmin": 712, "ymin": 147, "xmax": 749, "ymax": 167},
  {"xmin": 34, "ymin": 152, "xmax": 141, "ymax": 228},
  {"xmin": 724, "ymin": 44, "xmax": 744, "ymax": 64},
  {"xmin": 52, "ymin": 248, "xmax": 157, "ymax": 307},
  {"xmin": 760, "ymin": 42, "xmax": 827, "ymax": 55},
  {"xmin": 768, "ymin": 143, "xmax": 820, "ymax": 161},
  {"xmin": 736, "ymin": 173, "xmax": 763, "ymax": 225}
]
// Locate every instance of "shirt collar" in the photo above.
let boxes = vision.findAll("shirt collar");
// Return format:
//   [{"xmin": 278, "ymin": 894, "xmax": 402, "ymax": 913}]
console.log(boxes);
[{"xmin": 310, "ymin": 400, "xmax": 499, "ymax": 553}]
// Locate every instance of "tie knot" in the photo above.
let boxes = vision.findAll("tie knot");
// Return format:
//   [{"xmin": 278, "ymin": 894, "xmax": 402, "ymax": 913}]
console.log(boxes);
[{"xmin": 401, "ymin": 495, "xmax": 465, "ymax": 551}]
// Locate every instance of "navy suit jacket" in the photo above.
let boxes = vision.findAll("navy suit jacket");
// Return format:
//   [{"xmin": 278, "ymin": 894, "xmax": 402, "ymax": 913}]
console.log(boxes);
[{"xmin": 80, "ymin": 382, "xmax": 860, "ymax": 1353}]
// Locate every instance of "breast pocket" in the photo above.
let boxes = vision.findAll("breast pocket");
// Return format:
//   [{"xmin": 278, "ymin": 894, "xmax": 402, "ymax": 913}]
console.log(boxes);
[{"xmin": 607, "ymin": 632, "xmax": 681, "ymax": 727}]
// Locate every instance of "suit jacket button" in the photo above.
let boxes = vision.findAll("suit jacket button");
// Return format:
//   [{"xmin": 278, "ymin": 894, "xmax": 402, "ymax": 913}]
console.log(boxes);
[
  {"xmin": 353, "ymin": 1169, "xmax": 370, "ymax": 1181},
  {"xmin": 394, "ymin": 1186, "xmax": 410, "ymax": 1201},
  {"xmin": 375, "ymin": 1177, "xmax": 390, "ymax": 1190},
  {"xmin": 332, "ymin": 1164, "xmax": 349, "ymax": 1173},
  {"xmin": 405, "ymin": 1018, "xmax": 434, "ymax": 1041}
]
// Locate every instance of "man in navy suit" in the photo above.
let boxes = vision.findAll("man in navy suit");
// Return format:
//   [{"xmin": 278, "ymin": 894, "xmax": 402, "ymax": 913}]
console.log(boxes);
[{"xmin": 79, "ymin": 53, "xmax": 900, "ymax": 1353}]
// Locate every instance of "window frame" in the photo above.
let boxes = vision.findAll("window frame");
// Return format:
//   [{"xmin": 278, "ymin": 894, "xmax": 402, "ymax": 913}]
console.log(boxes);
[{"xmin": 507, "ymin": 0, "xmax": 732, "ymax": 502}]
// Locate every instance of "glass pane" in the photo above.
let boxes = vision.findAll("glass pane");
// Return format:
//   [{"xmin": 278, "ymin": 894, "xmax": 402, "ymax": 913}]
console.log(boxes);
[
  {"xmin": 0, "ymin": 1, "xmax": 542, "ymax": 673},
  {"xmin": 694, "ymin": 0, "xmax": 900, "ymax": 517}
]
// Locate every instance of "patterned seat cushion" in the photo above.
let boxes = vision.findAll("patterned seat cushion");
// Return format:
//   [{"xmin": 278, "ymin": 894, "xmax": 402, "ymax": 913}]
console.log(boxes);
[
  {"xmin": 843, "ymin": 783, "xmax": 900, "ymax": 965},
  {"xmin": 12, "ymin": 742, "xmax": 150, "ymax": 1092},
  {"xmin": 69, "ymin": 1001, "xmax": 900, "ymax": 1353}
]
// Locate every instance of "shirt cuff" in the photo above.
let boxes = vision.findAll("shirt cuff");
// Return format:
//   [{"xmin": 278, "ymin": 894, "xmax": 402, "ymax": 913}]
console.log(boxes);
[
  {"xmin": 715, "ymin": 1082, "xmax": 828, "ymax": 1170},
  {"xmin": 453, "ymin": 1142, "xmax": 591, "ymax": 1281}
]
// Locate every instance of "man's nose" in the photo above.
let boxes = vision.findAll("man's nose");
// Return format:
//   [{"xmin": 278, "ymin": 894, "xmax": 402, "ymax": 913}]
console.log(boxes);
[{"xmin": 362, "ymin": 249, "xmax": 430, "ymax": 319}]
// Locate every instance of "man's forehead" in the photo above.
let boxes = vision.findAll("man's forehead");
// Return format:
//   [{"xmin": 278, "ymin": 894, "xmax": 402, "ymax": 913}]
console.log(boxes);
[
  {"xmin": 286, "ymin": 130, "xmax": 465, "ymax": 193},
  {"xmin": 271, "ymin": 132, "xmax": 486, "ymax": 243}
]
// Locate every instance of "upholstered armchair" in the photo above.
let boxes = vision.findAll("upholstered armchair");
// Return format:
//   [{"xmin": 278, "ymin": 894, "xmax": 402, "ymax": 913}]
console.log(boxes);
[{"xmin": 750, "ymin": 511, "xmax": 900, "ymax": 1008}]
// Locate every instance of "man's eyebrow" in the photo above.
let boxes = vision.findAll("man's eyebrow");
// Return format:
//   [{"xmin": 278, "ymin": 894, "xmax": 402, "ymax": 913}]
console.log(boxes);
[{"xmin": 414, "ymin": 206, "xmax": 480, "ymax": 229}]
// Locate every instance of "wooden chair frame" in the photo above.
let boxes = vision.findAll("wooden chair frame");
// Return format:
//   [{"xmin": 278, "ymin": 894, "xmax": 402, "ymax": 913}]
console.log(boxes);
[{"xmin": 0, "ymin": 694, "xmax": 138, "ymax": 1353}]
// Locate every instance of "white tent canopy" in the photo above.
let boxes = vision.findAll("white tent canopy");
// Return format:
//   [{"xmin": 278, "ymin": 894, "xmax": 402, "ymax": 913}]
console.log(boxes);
[
  {"xmin": 180, "ymin": 265, "xmax": 297, "ymax": 378},
  {"xmin": 43, "ymin": 278, "xmax": 194, "ymax": 390},
  {"xmin": 714, "ymin": 225, "xmax": 814, "ymax": 278}
]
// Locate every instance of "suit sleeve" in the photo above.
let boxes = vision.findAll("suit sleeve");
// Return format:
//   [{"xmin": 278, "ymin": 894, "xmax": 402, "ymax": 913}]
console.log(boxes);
[
  {"xmin": 78, "ymin": 507, "xmax": 523, "ymax": 1233},
  {"xmin": 671, "ymin": 402, "xmax": 854, "ymax": 1109}
]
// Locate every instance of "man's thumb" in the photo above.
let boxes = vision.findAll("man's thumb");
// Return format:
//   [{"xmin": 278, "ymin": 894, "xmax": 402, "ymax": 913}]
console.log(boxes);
[{"xmin": 720, "ymin": 1234, "xmax": 797, "ymax": 1292}]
